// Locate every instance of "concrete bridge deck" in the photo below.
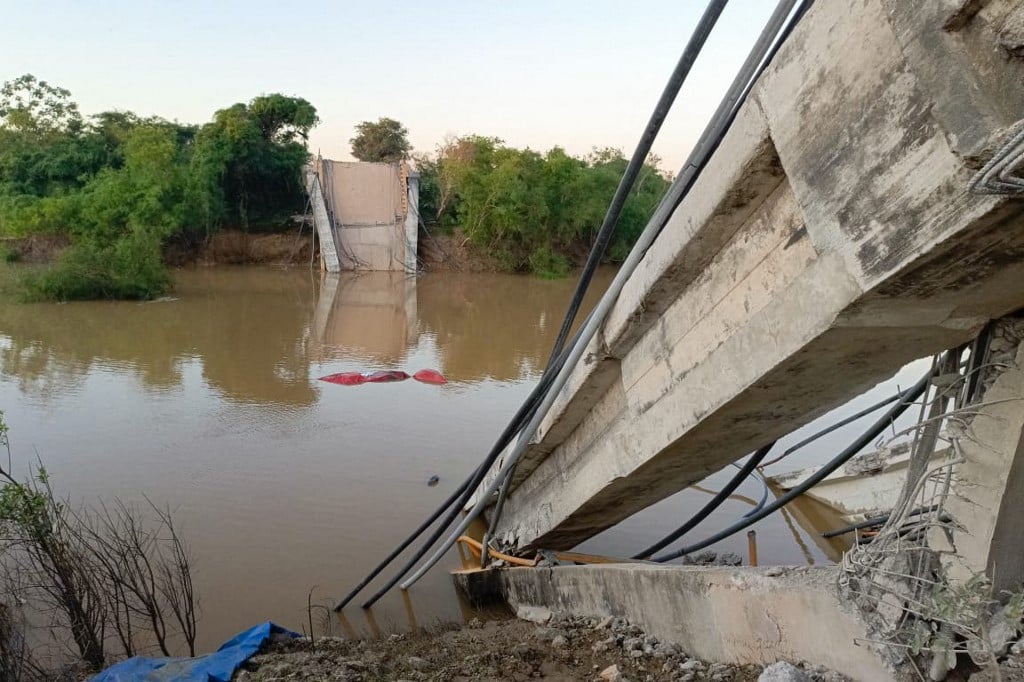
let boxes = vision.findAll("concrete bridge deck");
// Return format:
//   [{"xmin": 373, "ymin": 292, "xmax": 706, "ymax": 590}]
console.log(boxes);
[{"xmin": 479, "ymin": 0, "xmax": 1024, "ymax": 552}]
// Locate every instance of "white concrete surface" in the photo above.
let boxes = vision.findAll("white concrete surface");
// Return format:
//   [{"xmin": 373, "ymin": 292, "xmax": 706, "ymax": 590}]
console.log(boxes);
[
  {"xmin": 482, "ymin": 0, "xmax": 1024, "ymax": 552},
  {"xmin": 456, "ymin": 565, "xmax": 898, "ymax": 681}
]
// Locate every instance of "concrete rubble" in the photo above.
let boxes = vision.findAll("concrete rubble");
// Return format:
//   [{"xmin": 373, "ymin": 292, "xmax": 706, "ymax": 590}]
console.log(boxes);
[{"xmin": 232, "ymin": 613, "xmax": 851, "ymax": 681}]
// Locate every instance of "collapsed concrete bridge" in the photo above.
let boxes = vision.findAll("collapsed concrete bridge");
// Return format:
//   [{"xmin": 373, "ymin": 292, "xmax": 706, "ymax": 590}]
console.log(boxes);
[
  {"xmin": 445, "ymin": 3, "xmax": 1024, "ymax": 678},
  {"xmin": 475, "ymin": 0, "xmax": 1024, "ymax": 560}
]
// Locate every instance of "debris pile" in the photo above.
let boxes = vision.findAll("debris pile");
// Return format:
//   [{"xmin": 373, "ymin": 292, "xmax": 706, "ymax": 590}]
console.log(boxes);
[{"xmin": 234, "ymin": 613, "xmax": 848, "ymax": 681}]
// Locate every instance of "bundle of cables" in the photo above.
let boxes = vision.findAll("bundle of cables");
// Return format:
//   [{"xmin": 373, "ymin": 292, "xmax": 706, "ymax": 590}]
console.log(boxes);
[{"xmin": 336, "ymin": 0, "xmax": 817, "ymax": 611}]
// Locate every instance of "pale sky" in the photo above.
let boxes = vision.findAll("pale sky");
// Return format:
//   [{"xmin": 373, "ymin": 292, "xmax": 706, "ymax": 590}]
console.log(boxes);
[{"xmin": 1, "ymin": 1, "xmax": 780, "ymax": 171}]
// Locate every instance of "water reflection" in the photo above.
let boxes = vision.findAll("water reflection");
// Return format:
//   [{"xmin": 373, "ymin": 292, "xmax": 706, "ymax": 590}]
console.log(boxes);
[
  {"xmin": 0, "ymin": 265, "xmax": 612, "ymax": 649},
  {"xmin": 313, "ymin": 272, "xmax": 418, "ymax": 364},
  {"xmin": 0, "ymin": 267, "xmax": 613, "ymax": 406}
]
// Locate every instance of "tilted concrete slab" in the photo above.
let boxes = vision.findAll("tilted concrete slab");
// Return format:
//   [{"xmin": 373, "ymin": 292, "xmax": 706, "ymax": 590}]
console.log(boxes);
[
  {"xmin": 455, "ymin": 565, "xmax": 897, "ymax": 681},
  {"xmin": 480, "ymin": 0, "xmax": 1024, "ymax": 550}
]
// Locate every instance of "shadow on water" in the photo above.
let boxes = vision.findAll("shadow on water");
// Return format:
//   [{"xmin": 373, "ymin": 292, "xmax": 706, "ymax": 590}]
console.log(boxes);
[{"xmin": 0, "ymin": 267, "xmax": 613, "ymax": 404}]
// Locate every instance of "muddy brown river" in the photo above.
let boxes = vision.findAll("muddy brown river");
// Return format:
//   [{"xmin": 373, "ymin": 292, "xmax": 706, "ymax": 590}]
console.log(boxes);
[{"xmin": 0, "ymin": 266, "xmax": 926, "ymax": 651}]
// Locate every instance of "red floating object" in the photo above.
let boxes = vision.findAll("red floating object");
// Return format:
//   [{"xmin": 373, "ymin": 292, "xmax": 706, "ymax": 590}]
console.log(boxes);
[
  {"xmin": 320, "ymin": 369, "xmax": 442, "ymax": 386},
  {"xmin": 319, "ymin": 372, "xmax": 367, "ymax": 385},
  {"xmin": 365, "ymin": 370, "xmax": 410, "ymax": 383},
  {"xmin": 413, "ymin": 369, "xmax": 448, "ymax": 385}
]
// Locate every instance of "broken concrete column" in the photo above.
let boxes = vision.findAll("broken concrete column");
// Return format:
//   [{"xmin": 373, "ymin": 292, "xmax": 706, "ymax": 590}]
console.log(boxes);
[{"xmin": 944, "ymin": 317, "xmax": 1024, "ymax": 592}]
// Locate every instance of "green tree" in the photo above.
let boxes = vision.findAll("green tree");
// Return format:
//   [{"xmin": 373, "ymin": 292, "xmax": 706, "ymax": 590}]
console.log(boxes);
[
  {"xmin": 191, "ymin": 94, "xmax": 318, "ymax": 232},
  {"xmin": 415, "ymin": 135, "xmax": 670, "ymax": 277},
  {"xmin": 350, "ymin": 117, "xmax": 411, "ymax": 162},
  {"xmin": 0, "ymin": 74, "xmax": 82, "ymax": 137}
]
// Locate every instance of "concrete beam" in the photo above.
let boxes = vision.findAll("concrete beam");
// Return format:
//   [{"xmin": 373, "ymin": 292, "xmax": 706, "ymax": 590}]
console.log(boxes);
[
  {"xmin": 305, "ymin": 168, "xmax": 341, "ymax": 273},
  {"xmin": 942, "ymin": 318, "xmax": 1024, "ymax": 592},
  {"xmin": 486, "ymin": 0, "xmax": 1024, "ymax": 551},
  {"xmin": 455, "ymin": 565, "xmax": 897, "ymax": 682}
]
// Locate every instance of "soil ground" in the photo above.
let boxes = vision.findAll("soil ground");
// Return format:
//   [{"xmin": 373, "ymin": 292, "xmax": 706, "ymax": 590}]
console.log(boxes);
[
  {"xmin": 2, "ymin": 229, "xmax": 314, "ymax": 267},
  {"xmin": 233, "ymin": 614, "xmax": 843, "ymax": 682},
  {"xmin": 417, "ymin": 227, "xmax": 503, "ymax": 273}
]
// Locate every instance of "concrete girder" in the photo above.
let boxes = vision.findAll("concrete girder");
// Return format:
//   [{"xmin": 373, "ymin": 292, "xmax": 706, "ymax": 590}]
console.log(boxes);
[{"xmin": 481, "ymin": 0, "xmax": 1024, "ymax": 551}]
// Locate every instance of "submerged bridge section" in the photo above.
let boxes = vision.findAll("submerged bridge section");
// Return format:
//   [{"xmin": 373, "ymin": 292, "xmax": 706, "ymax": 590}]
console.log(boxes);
[
  {"xmin": 306, "ymin": 160, "xmax": 419, "ymax": 273},
  {"xmin": 482, "ymin": 0, "xmax": 1024, "ymax": 552}
]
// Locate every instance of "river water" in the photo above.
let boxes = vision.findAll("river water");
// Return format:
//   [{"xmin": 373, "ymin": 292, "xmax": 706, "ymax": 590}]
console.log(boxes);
[{"xmin": 0, "ymin": 265, "xmax": 927, "ymax": 651}]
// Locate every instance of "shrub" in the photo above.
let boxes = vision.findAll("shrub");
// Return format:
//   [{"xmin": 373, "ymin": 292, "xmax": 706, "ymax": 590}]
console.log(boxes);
[{"xmin": 21, "ymin": 227, "xmax": 170, "ymax": 301}]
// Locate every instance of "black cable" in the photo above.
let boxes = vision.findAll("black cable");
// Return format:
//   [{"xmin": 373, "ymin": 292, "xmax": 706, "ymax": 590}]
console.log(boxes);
[
  {"xmin": 340, "ymin": 0, "xmax": 817, "ymax": 607},
  {"xmin": 344, "ymin": 0, "xmax": 736, "ymax": 604},
  {"xmin": 820, "ymin": 505, "xmax": 939, "ymax": 539},
  {"xmin": 651, "ymin": 365, "xmax": 935, "ymax": 563},
  {"xmin": 545, "ymin": 0, "xmax": 731, "ymax": 369},
  {"xmin": 643, "ymin": 388, "xmax": 899, "ymax": 552},
  {"xmin": 632, "ymin": 441, "xmax": 775, "ymax": 559},
  {"xmin": 758, "ymin": 392, "xmax": 900, "ymax": 469},
  {"xmin": 333, "ymin": 476, "xmax": 471, "ymax": 610},
  {"xmin": 357, "ymin": 315, "xmax": 594, "ymax": 609}
]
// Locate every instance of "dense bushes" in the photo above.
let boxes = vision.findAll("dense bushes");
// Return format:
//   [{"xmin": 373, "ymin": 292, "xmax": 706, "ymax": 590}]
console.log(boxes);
[
  {"xmin": 1, "ymin": 74, "xmax": 673, "ymax": 294},
  {"xmin": 0, "ymin": 74, "xmax": 318, "ymax": 300},
  {"xmin": 416, "ymin": 137, "xmax": 670, "ymax": 277}
]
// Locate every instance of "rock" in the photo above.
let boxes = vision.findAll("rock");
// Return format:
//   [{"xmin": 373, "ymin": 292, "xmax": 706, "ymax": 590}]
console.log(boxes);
[
  {"xmin": 596, "ymin": 615, "xmax": 615, "ymax": 630},
  {"xmin": 759, "ymin": 662, "xmax": 811, "ymax": 682},
  {"xmin": 624, "ymin": 637, "xmax": 644, "ymax": 651},
  {"xmin": 988, "ymin": 608, "xmax": 1019, "ymax": 657},
  {"xmin": 819, "ymin": 672, "xmax": 847, "ymax": 682},
  {"xmin": 967, "ymin": 605, "xmax": 1021, "ymax": 661},
  {"xmin": 264, "ymin": 662, "xmax": 294, "ymax": 676},
  {"xmin": 600, "ymin": 663, "xmax": 629, "ymax": 681},
  {"xmin": 630, "ymin": 649, "xmax": 645, "ymax": 658},
  {"xmin": 717, "ymin": 552, "xmax": 743, "ymax": 566},
  {"xmin": 551, "ymin": 634, "xmax": 568, "ymax": 648},
  {"xmin": 709, "ymin": 662, "xmax": 735, "ymax": 680},
  {"xmin": 1011, "ymin": 637, "xmax": 1024, "ymax": 655},
  {"xmin": 516, "ymin": 604, "xmax": 553, "ymax": 624},
  {"xmin": 535, "ymin": 627, "xmax": 564, "ymax": 642},
  {"xmin": 765, "ymin": 566, "xmax": 787, "ymax": 577},
  {"xmin": 407, "ymin": 656, "xmax": 429, "ymax": 671},
  {"xmin": 512, "ymin": 643, "xmax": 535, "ymax": 657},
  {"xmin": 687, "ymin": 550, "xmax": 719, "ymax": 565}
]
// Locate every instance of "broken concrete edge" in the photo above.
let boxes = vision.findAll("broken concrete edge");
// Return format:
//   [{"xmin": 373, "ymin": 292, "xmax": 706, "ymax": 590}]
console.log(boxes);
[{"xmin": 454, "ymin": 563, "xmax": 904, "ymax": 682}]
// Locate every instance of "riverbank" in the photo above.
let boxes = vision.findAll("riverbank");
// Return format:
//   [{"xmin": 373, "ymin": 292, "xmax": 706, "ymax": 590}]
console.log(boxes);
[
  {"xmin": 1, "ymin": 230, "xmax": 314, "ymax": 267},
  {"xmin": 235, "ymin": 613, "xmax": 841, "ymax": 682}
]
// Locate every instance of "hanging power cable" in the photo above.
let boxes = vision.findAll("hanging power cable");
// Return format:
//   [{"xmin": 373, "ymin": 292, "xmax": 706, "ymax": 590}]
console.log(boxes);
[
  {"xmin": 340, "ymin": 0, "xmax": 814, "ymax": 608},
  {"xmin": 478, "ymin": 0, "xmax": 808, "ymax": 571},
  {"xmin": 649, "ymin": 365, "xmax": 936, "ymax": 563},
  {"xmin": 399, "ymin": 0, "xmax": 807, "ymax": 594},
  {"xmin": 631, "ymin": 389, "xmax": 901, "ymax": 561},
  {"xmin": 544, "ymin": 0, "xmax": 731, "ymax": 371},
  {"xmin": 631, "ymin": 442, "xmax": 775, "ymax": 560},
  {"xmin": 342, "ymin": 0, "xmax": 736, "ymax": 608}
]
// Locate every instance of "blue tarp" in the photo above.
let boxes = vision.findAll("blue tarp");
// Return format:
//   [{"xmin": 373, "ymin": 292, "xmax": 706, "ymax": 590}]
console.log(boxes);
[{"xmin": 93, "ymin": 621, "xmax": 299, "ymax": 682}]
